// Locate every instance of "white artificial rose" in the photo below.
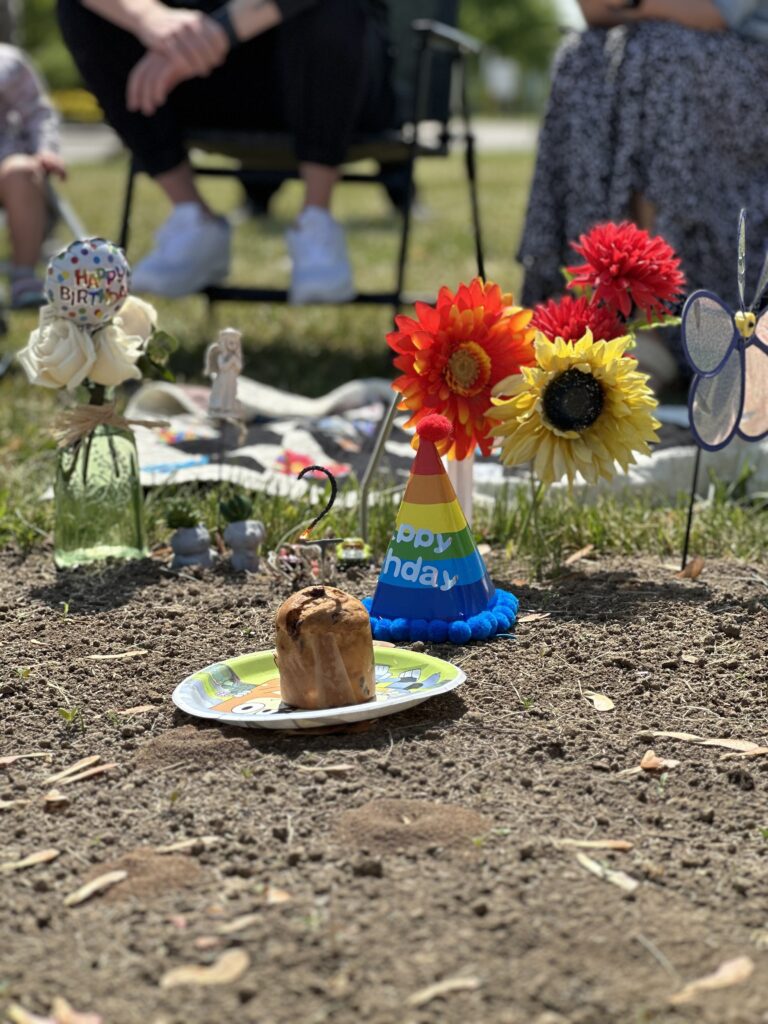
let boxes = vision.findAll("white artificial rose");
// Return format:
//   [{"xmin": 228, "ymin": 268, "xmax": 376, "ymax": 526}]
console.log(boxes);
[
  {"xmin": 17, "ymin": 306, "xmax": 96, "ymax": 390},
  {"xmin": 89, "ymin": 323, "xmax": 144, "ymax": 387},
  {"xmin": 114, "ymin": 295, "xmax": 157, "ymax": 341}
]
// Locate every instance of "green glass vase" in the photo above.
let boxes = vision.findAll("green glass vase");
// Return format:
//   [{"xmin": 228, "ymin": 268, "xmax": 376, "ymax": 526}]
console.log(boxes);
[{"xmin": 54, "ymin": 424, "xmax": 147, "ymax": 569}]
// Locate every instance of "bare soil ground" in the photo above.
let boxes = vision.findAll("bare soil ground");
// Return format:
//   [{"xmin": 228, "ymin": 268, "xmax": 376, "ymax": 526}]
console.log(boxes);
[{"xmin": 1, "ymin": 550, "xmax": 767, "ymax": 1024}]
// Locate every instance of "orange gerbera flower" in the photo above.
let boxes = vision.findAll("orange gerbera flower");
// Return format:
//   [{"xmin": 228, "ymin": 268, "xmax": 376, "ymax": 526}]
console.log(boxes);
[{"xmin": 388, "ymin": 279, "xmax": 536, "ymax": 460}]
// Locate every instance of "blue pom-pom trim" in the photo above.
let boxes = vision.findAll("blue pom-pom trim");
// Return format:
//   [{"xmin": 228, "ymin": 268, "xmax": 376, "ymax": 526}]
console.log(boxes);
[{"xmin": 367, "ymin": 588, "xmax": 519, "ymax": 645}]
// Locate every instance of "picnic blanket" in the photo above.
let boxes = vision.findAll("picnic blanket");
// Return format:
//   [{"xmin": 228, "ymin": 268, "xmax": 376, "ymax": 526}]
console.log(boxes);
[{"xmin": 125, "ymin": 376, "xmax": 768, "ymax": 500}]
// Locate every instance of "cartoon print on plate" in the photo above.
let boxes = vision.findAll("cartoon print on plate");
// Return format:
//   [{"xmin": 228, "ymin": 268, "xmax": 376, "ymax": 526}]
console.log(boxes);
[{"xmin": 173, "ymin": 648, "xmax": 466, "ymax": 730}]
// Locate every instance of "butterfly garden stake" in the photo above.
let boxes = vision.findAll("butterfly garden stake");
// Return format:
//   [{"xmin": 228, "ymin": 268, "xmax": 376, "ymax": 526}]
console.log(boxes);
[{"xmin": 680, "ymin": 209, "xmax": 768, "ymax": 567}]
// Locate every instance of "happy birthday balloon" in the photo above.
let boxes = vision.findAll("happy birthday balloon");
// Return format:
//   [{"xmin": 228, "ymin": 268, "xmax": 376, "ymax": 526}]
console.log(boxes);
[{"xmin": 46, "ymin": 238, "xmax": 131, "ymax": 327}]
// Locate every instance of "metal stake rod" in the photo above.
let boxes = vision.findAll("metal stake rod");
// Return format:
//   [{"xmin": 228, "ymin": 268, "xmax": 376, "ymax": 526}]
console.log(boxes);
[{"xmin": 681, "ymin": 446, "xmax": 702, "ymax": 571}]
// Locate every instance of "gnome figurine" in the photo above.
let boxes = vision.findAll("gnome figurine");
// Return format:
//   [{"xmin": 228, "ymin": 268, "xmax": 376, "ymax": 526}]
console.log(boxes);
[{"xmin": 363, "ymin": 415, "xmax": 518, "ymax": 644}]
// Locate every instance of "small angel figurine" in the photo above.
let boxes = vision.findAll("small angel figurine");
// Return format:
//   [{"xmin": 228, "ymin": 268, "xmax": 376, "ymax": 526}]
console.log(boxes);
[{"xmin": 205, "ymin": 327, "xmax": 243, "ymax": 419}]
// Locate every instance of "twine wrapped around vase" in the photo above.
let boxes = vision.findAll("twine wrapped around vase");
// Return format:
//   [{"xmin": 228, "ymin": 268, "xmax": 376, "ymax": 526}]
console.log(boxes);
[{"xmin": 52, "ymin": 403, "xmax": 169, "ymax": 449}]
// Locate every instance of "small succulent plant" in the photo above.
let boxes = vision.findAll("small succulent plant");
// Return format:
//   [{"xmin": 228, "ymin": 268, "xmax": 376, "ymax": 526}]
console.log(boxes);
[
  {"xmin": 165, "ymin": 501, "xmax": 199, "ymax": 531},
  {"xmin": 220, "ymin": 492, "xmax": 253, "ymax": 524}
]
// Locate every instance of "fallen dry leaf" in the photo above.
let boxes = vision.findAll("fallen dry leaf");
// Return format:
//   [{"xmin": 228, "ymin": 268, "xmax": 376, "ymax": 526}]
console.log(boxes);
[
  {"xmin": 518, "ymin": 612, "xmax": 551, "ymax": 623},
  {"xmin": 160, "ymin": 948, "xmax": 251, "ymax": 989},
  {"xmin": 114, "ymin": 705, "xmax": 157, "ymax": 717},
  {"xmin": 265, "ymin": 885, "xmax": 293, "ymax": 905},
  {"xmin": 640, "ymin": 749, "xmax": 680, "ymax": 773},
  {"xmin": 55, "ymin": 764, "xmax": 118, "ymax": 788},
  {"xmin": 651, "ymin": 731, "xmax": 761, "ymax": 752},
  {"xmin": 564, "ymin": 543, "xmax": 595, "ymax": 566},
  {"xmin": 42, "ymin": 790, "xmax": 70, "ymax": 811},
  {"xmin": 555, "ymin": 838, "xmax": 633, "ymax": 852},
  {"xmin": 155, "ymin": 836, "xmax": 219, "ymax": 854},
  {"xmin": 407, "ymin": 975, "xmax": 482, "ymax": 1008},
  {"xmin": 651, "ymin": 730, "xmax": 703, "ymax": 742},
  {"xmin": 576, "ymin": 851, "xmax": 639, "ymax": 894},
  {"xmin": 1, "ymin": 848, "xmax": 60, "ymax": 873},
  {"xmin": 217, "ymin": 913, "xmax": 261, "ymax": 935},
  {"xmin": 8, "ymin": 997, "xmax": 105, "ymax": 1024},
  {"xmin": 700, "ymin": 738, "xmax": 761, "ymax": 752},
  {"xmin": 45, "ymin": 755, "xmax": 101, "ymax": 785},
  {"xmin": 85, "ymin": 649, "xmax": 148, "ymax": 661},
  {"xmin": 50, "ymin": 997, "xmax": 103, "ymax": 1024},
  {"xmin": 720, "ymin": 747, "xmax": 768, "ymax": 761},
  {"xmin": 0, "ymin": 751, "xmax": 53, "ymax": 767},
  {"xmin": 681, "ymin": 654, "xmax": 701, "ymax": 664},
  {"xmin": 64, "ymin": 870, "xmax": 127, "ymax": 907},
  {"xmin": 0, "ymin": 798, "xmax": 29, "ymax": 811},
  {"xmin": 6, "ymin": 1005, "xmax": 46, "ymax": 1024},
  {"xmin": 669, "ymin": 956, "xmax": 754, "ymax": 1005},
  {"xmin": 584, "ymin": 690, "xmax": 615, "ymax": 712},
  {"xmin": 676, "ymin": 555, "xmax": 705, "ymax": 580},
  {"xmin": 296, "ymin": 763, "xmax": 355, "ymax": 774}
]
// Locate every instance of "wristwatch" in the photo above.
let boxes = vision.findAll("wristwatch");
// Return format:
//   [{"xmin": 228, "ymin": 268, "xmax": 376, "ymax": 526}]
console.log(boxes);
[{"xmin": 210, "ymin": 5, "xmax": 240, "ymax": 48}]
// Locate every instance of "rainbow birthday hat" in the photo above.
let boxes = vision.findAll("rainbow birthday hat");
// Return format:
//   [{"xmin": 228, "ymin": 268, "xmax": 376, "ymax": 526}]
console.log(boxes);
[{"xmin": 364, "ymin": 414, "xmax": 518, "ymax": 644}]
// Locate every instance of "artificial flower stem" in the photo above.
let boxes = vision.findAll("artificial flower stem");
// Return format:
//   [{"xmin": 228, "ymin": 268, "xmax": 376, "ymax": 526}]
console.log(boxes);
[
  {"xmin": 515, "ymin": 467, "xmax": 546, "ymax": 581},
  {"xmin": 529, "ymin": 469, "xmax": 546, "ymax": 582},
  {"xmin": 86, "ymin": 384, "xmax": 122, "ymax": 480}
]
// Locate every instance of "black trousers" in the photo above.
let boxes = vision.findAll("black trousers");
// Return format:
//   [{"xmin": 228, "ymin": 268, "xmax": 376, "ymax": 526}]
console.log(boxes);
[{"xmin": 57, "ymin": 0, "xmax": 395, "ymax": 176}]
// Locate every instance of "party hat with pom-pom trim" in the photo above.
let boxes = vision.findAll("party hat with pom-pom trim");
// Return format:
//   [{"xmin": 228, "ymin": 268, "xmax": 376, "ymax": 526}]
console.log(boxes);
[{"xmin": 363, "ymin": 414, "xmax": 518, "ymax": 644}]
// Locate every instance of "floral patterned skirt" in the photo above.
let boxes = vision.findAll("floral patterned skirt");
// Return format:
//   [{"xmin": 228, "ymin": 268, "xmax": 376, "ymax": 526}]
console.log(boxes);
[{"xmin": 519, "ymin": 23, "xmax": 768, "ymax": 312}]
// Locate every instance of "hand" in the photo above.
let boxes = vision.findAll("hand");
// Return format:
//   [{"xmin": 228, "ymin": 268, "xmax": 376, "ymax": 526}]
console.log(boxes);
[
  {"xmin": 136, "ymin": 5, "xmax": 229, "ymax": 77},
  {"xmin": 37, "ymin": 150, "xmax": 67, "ymax": 180},
  {"xmin": 127, "ymin": 50, "xmax": 188, "ymax": 116}
]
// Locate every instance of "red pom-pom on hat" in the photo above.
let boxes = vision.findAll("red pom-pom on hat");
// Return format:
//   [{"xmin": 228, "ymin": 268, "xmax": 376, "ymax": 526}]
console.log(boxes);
[{"xmin": 416, "ymin": 414, "xmax": 452, "ymax": 442}]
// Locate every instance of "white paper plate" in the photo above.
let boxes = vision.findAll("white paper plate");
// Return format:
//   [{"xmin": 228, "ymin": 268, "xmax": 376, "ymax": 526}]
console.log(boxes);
[{"xmin": 172, "ymin": 647, "xmax": 466, "ymax": 730}]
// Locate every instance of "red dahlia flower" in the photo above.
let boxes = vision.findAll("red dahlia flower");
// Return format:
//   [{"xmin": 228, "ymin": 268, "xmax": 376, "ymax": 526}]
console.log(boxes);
[
  {"xmin": 532, "ymin": 295, "xmax": 625, "ymax": 344},
  {"xmin": 387, "ymin": 278, "xmax": 536, "ymax": 460},
  {"xmin": 567, "ymin": 221, "xmax": 686, "ymax": 319}
]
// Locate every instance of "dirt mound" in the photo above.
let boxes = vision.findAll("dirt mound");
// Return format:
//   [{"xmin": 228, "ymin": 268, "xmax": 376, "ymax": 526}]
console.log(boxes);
[
  {"xmin": 335, "ymin": 799, "xmax": 492, "ymax": 854},
  {"xmin": 134, "ymin": 724, "xmax": 251, "ymax": 768},
  {"xmin": 85, "ymin": 849, "xmax": 205, "ymax": 903}
]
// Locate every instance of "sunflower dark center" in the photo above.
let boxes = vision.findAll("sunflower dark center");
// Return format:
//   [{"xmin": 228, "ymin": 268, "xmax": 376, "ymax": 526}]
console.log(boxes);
[{"xmin": 542, "ymin": 368, "xmax": 604, "ymax": 431}]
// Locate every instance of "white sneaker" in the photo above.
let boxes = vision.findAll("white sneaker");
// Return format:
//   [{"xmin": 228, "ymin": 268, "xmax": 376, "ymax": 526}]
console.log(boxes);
[
  {"xmin": 131, "ymin": 203, "xmax": 231, "ymax": 297},
  {"xmin": 286, "ymin": 206, "xmax": 355, "ymax": 304}
]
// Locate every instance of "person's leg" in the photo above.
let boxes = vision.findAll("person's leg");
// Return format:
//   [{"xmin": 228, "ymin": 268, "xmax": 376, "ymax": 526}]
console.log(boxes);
[
  {"xmin": 276, "ymin": 0, "xmax": 392, "ymax": 301},
  {"xmin": 0, "ymin": 154, "xmax": 49, "ymax": 307},
  {"xmin": 0, "ymin": 155, "xmax": 46, "ymax": 265},
  {"xmin": 277, "ymin": 0, "xmax": 379, "ymax": 212}
]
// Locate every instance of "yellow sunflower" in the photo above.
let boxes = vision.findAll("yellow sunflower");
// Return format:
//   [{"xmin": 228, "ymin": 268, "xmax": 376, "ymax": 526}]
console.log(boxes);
[{"xmin": 487, "ymin": 330, "xmax": 660, "ymax": 486}]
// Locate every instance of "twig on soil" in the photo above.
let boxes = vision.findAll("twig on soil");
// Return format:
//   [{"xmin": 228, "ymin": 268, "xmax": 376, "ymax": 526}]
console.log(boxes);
[
  {"xmin": 679, "ymin": 703, "xmax": 724, "ymax": 721},
  {"xmin": 634, "ymin": 933, "xmax": 679, "ymax": 980},
  {"xmin": 153, "ymin": 760, "xmax": 195, "ymax": 776},
  {"xmin": 158, "ymin": 565, "xmax": 200, "ymax": 583},
  {"xmin": 379, "ymin": 730, "xmax": 395, "ymax": 765}
]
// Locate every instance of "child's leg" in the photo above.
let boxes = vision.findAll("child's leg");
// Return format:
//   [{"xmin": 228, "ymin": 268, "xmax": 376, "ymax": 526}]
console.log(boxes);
[{"xmin": 0, "ymin": 154, "xmax": 47, "ymax": 267}]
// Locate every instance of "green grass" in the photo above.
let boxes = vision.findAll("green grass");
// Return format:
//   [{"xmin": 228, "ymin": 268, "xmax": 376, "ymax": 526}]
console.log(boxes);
[{"xmin": 1, "ymin": 149, "xmax": 766, "ymax": 567}]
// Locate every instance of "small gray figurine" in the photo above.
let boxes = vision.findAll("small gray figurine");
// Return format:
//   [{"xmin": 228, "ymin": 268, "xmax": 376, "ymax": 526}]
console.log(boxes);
[
  {"xmin": 220, "ymin": 493, "xmax": 265, "ymax": 572},
  {"xmin": 167, "ymin": 502, "xmax": 216, "ymax": 570}
]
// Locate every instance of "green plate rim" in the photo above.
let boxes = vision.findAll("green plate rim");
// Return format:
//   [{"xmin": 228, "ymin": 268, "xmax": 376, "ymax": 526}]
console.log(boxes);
[{"xmin": 172, "ymin": 647, "xmax": 466, "ymax": 724}]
